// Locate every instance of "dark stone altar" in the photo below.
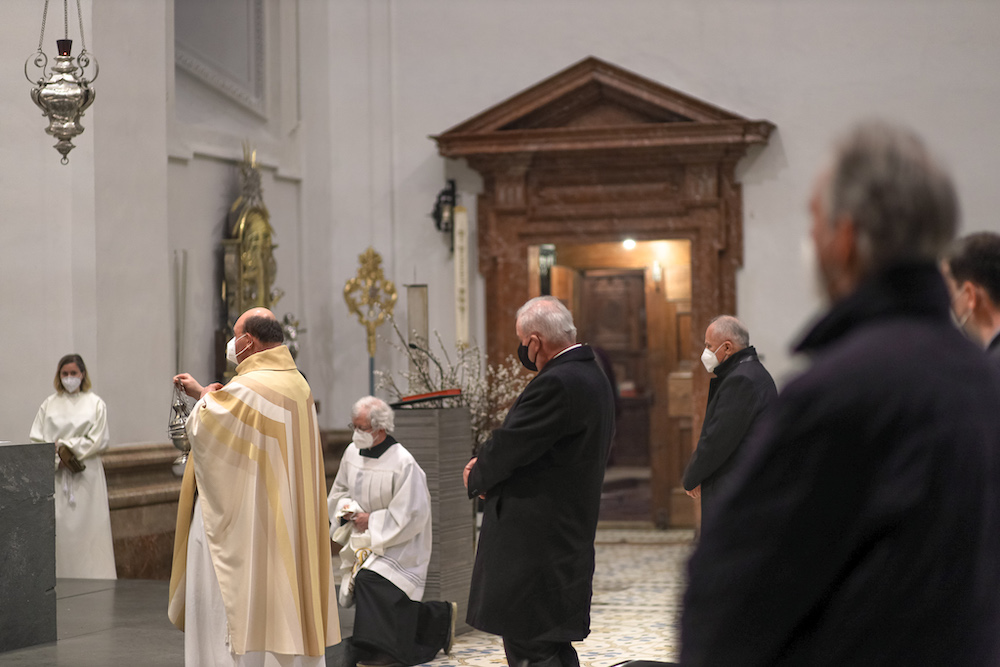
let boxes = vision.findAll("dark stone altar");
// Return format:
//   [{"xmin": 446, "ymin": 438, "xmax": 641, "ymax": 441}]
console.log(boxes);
[
  {"xmin": 394, "ymin": 407, "xmax": 475, "ymax": 636},
  {"xmin": 0, "ymin": 442, "xmax": 57, "ymax": 652}
]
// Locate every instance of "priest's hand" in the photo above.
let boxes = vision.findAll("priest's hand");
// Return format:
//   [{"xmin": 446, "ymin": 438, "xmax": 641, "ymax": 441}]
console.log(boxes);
[
  {"xmin": 174, "ymin": 374, "xmax": 223, "ymax": 400},
  {"xmin": 174, "ymin": 374, "xmax": 204, "ymax": 399},
  {"xmin": 351, "ymin": 512, "xmax": 370, "ymax": 532},
  {"xmin": 686, "ymin": 485, "xmax": 701, "ymax": 499}
]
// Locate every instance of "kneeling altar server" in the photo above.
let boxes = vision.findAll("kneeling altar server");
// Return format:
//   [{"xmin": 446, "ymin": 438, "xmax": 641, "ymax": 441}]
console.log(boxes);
[{"xmin": 329, "ymin": 395, "xmax": 456, "ymax": 667}]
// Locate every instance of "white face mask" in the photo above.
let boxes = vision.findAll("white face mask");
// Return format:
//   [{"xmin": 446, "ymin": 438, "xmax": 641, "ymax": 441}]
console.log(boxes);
[
  {"xmin": 226, "ymin": 334, "xmax": 250, "ymax": 365},
  {"xmin": 800, "ymin": 235, "xmax": 830, "ymax": 306},
  {"xmin": 61, "ymin": 375, "xmax": 82, "ymax": 393},
  {"xmin": 951, "ymin": 304, "xmax": 972, "ymax": 333},
  {"xmin": 701, "ymin": 347, "xmax": 720, "ymax": 374},
  {"xmin": 352, "ymin": 429, "xmax": 375, "ymax": 450}
]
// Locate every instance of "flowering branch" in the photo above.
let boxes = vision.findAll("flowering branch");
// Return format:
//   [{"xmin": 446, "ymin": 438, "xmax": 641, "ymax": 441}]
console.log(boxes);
[{"xmin": 375, "ymin": 317, "xmax": 530, "ymax": 452}]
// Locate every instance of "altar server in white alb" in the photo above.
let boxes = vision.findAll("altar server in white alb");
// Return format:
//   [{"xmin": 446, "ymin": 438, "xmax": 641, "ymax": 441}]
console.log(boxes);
[
  {"xmin": 329, "ymin": 396, "xmax": 456, "ymax": 667},
  {"xmin": 168, "ymin": 307, "xmax": 339, "ymax": 667},
  {"xmin": 29, "ymin": 353, "xmax": 116, "ymax": 579}
]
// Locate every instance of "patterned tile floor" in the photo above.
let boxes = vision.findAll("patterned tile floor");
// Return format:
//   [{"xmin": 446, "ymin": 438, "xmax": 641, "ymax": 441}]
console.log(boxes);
[
  {"xmin": 421, "ymin": 528, "xmax": 693, "ymax": 667},
  {"xmin": 0, "ymin": 528, "xmax": 691, "ymax": 667}
]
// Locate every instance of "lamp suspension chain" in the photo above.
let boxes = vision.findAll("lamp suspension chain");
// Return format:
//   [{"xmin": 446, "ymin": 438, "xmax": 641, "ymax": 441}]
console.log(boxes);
[
  {"xmin": 63, "ymin": 0, "xmax": 68, "ymax": 40},
  {"xmin": 36, "ymin": 0, "xmax": 50, "ymax": 53},
  {"xmin": 75, "ymin": 0, "xmax": 87, "ymax": 53}
]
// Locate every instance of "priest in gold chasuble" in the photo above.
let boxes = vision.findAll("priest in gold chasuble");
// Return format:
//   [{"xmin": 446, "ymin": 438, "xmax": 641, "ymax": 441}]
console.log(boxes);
[{"xmin": 169, "ymin": 308, "xmax": 339, "ymax": 666}]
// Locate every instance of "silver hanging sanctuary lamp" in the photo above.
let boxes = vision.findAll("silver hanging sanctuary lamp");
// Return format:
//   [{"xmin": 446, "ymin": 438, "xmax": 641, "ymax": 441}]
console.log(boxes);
[{"xmin": 25, "ymin": 0, "xmax": 99, "ymax": 165}]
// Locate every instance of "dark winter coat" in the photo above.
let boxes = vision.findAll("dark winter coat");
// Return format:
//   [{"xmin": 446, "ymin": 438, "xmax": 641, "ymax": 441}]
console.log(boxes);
[
  {"xmin": 682, "ymin": 263, "xmax": 1000, "ymax": 666},
  {"xmin": 682, "ymin": 345, "xmax": 776, "ymax": 526},
  {"xmin": 988, "ymin": 331, "xmax": 1000, "ymax": 365},
  {"xmin": 466, "ymin": 344, "xmax": 615, "ymax": 640}
]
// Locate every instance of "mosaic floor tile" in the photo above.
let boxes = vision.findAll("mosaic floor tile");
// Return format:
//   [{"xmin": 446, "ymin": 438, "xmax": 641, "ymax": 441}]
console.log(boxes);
[{"xmin": 423, "ymin": 529, "xmax": 694, "ymax": 667}]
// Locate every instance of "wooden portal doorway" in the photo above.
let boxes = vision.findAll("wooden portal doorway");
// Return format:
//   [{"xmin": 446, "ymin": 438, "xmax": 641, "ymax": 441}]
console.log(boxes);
[
  {"xmin": 529, "ymin": 240, "xmax": 693, "ymax": 524},
  {"xmin": 434, "ymin": 57, "xmax": 774, "ymax": 527}
]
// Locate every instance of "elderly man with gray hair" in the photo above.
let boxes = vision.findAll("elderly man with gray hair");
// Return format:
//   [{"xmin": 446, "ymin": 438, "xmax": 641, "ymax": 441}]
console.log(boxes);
[
  {"xmin": 328, "ymin": 396, "xmax": 456, "ymax": 667},
  {"xmin": 682, "ymin": 121, "xmax": 1000, "ymax": 665},
  {"xmin": 464, "ymin": 296, "xmax": 615, "ymax": 667},
  {"xmin": 682, "ymin": 314, "xmax": 776, "ymax": 529}
]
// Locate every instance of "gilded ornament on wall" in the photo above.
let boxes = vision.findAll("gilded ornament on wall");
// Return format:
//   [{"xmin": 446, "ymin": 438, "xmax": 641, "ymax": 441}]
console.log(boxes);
[
  {"xmin": 344, "ymin": 247, "xmax": 397, "ymax": 358},
  {"xmin": 222, "ymin": 144, "xmax": 284, "ymax": 336}
]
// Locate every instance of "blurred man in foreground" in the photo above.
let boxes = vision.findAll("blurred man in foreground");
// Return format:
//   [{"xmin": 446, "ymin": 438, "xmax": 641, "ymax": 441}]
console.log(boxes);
[{"xmin": 682, "ymin": 121, "xmax": 1000, "ymax": 665}]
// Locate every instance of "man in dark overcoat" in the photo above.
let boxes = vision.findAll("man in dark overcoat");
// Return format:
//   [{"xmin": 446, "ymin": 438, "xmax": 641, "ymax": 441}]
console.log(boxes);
[
  {"xmin": 682, "ymin": 315, "xmax": 776, "ymax": 528},
  {"xmin": 941, "ymin": 231, "xmax": 1000, "ymax": 365},
  {"xmin": 463, "ymin": 295, "xmax": 615, "ymax": 667},
  {"xmin": 682, "ymin": 121, "xmax": 1000, "ymax": 666}
]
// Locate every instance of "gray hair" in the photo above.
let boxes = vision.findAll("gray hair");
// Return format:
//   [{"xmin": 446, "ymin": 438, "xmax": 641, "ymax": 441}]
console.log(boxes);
[
  {"xmin": 515, "ymin": 296, "xmax": 577, "ymax": 345},
  {"xmin": 352, "ymin": 395, "xmax": 395, "ymax": 433},
  {"xmin": 710, "ymin": 315, "xmax": 749, "ymax": 349},
  {"xmin": 822, "ymin": 120, "xmax": 959, "ymax": 274}
]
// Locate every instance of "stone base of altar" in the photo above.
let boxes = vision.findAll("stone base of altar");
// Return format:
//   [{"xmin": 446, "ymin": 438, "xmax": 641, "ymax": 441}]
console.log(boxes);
[
  {"xmin": 0, "ymin": 442, "xmax": 57, "ymax": 653},
  {"xmin": 394, "ymin": 407, "xmax": 476, "ymax": 636}
]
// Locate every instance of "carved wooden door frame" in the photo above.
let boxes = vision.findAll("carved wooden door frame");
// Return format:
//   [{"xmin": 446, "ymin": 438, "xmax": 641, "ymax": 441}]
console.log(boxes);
[{"xmin": 434, "ymin": 57, "xmax": 774, "ymax": 526}]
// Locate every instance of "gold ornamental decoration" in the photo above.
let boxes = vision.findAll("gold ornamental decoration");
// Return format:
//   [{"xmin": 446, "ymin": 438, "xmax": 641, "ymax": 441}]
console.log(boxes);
[
  {"xmin": 344, "ymin": 247, "xmax": 398, "ymax": 358},
  {"xmin": 222, "ymin": 144, "xmax": 283, "ymax": 335}
]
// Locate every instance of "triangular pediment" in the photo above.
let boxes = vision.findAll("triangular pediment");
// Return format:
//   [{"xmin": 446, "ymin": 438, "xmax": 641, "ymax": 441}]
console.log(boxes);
[
  {"xmin": 440, "ymin": 57, "xmax": 745, "ymax": 135},
  {"xmin": 434, "ymin": 57, "xmax": 773, "ymax": 158}
]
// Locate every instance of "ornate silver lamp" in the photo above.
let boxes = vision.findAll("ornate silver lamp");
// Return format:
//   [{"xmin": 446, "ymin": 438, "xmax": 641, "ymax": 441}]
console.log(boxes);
[{"xmin": 25, "ymin": 0, "xmax": 99, "ymax": 165}]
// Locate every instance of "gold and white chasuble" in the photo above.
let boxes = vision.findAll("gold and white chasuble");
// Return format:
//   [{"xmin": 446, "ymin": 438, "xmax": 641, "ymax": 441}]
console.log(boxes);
[{"xmin": 168, "ymin": 346, "xmax": 339, "ymax": 659}]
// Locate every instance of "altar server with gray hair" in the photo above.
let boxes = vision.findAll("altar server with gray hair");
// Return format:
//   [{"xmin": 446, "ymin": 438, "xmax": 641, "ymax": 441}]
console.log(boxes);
[{"xmin": 329, "ymin": 395, "xmax": 456, "ymax": 667}]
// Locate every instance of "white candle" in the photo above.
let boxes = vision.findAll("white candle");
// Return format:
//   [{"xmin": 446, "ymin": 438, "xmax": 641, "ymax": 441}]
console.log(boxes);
[
  {"xmin": 406, "ymin": 284, "xmax": 429, "ymax": 392},
  {"xmin": 454, "ymin": 206, "xmax": 470, "ymax": 346}
]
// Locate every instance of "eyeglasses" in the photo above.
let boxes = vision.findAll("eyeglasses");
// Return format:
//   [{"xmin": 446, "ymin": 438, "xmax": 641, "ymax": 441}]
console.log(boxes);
[{"xmin": 348, "ymin": 423, "xmax": 374, "ymax": 433}]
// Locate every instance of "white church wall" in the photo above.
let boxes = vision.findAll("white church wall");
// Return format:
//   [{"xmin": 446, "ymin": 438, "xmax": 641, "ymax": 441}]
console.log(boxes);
[
  {"xmin": 0, "ymin": 1, "xmax": 81, "ymax": 441},
  {"xmin": 0, "ymin": 0, "xmax": 79, "ymax": 439},
  {"xmin": 166, "ymin": 155, "xmax": 233, "ymax": 380},
  {"xmin": 166, "ymin": 0, "xmax": 344, "ymax": 431},
  {"xmin": 166, "ymin": 155, "xmax": 303, "ymax": 376},
  {"xmin": 4, "ymin": 0, "xmax": 1000, "ymax": 443},
  {"xmin": 293, "ymin": 0, "xmax": 337, "ymax": 423},
  {"xmin": 323, "ymin": 1, "xmax": 401, "ymax": 427},
  {"xmin": 166, "ymin": 0, "xmax": 308, "ymax": 420},
  {"xmin": 89, "ymin": 0, "xmax": 172, "ymax": 443},
  {"xmin": 321, "ymin": 2, "xmax": 492, "ymax": 432},
  {"xmin": 0, "ymin": 0, "xmax": 173, "ymax": 444}
]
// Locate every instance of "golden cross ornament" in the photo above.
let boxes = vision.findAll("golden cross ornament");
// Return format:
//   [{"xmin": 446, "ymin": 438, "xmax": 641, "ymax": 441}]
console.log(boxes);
[{"xmin": 343, "ymin": 247, "xmax": 397, "ymax": 358}]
